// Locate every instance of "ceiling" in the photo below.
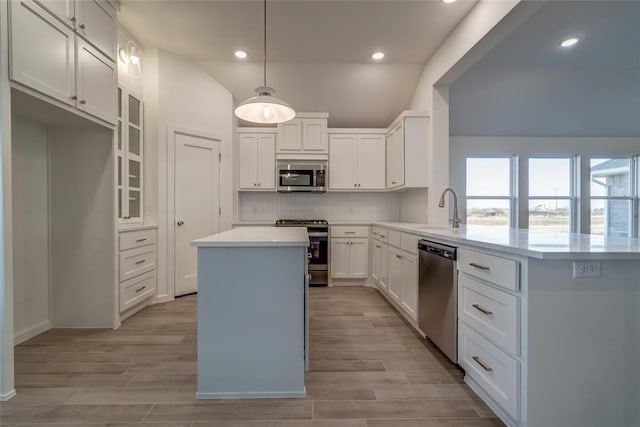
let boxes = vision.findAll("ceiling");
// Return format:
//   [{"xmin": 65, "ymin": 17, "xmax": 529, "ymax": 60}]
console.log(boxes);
[
  {"xmin": 119, "ymin": 0, "xmax": 477, "ymax": 128},
  {"xmin": 449, "ymin": 0, "xmax": 640, "ymax": 136}
]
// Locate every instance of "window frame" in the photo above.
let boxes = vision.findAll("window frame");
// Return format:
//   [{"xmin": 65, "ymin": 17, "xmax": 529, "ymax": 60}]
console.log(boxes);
[
  {"xmin": 527, "ymin": 154, "xmax": 578, "ymax": 233},
  {"xmin": 464, "ymin": 154, "xmax": 518, "ymax": 227}
]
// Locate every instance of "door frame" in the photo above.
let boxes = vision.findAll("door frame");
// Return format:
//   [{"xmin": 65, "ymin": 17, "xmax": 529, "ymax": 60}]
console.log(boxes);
[{"xmin": 167, "ymin": 126, "xmax": 222, "ymax": 298}]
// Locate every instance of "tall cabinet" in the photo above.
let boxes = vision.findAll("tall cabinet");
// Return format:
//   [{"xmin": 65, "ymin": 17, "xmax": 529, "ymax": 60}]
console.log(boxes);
[{"xmin": 117, "ymin": 87, "xmax": 144, "ymax": 223}]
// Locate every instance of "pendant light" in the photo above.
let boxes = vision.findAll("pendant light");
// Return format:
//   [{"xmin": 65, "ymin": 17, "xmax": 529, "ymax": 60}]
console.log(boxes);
[{"xmin": 234, "ymin": 0, "xmax": 295, "ymax": 124}]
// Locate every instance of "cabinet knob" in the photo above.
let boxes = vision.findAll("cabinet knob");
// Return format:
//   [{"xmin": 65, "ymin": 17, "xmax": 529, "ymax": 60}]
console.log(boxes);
[
  {"xmin": 71, "ymin": 95, "xmax": 78, "ymax": 100},
  {"xmin": 79, "ymin": 23, "xmax": 86, "ymax": 29},
  {"xmin": 177, "ymin": 220, "xmax": 184, "ymax": 226},
  {"xmin": 80, "ymin": 99, "xmax": 87, "ymax": 105},
  {"xmin": 70, "ymin": 16, "xmax": 76, "ymax": 23}
]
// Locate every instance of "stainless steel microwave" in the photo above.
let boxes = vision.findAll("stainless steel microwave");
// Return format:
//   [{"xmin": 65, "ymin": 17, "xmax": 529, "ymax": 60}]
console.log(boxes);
[{"xmin": 277, "ymin": 161, "xmax": 327, "ymax": 193}]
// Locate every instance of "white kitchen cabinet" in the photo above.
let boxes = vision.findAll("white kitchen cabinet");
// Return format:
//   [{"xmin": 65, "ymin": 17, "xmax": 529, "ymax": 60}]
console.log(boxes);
[
  {"xmin": 277, "ymin": 113, "xmax": 328, "ymax": 155},
  {"xmin": 76, "ymin": 0, "xmax": 117, "ymax": 60},
  {"xmin": 118, "ymin": 227, "xmax": 157, "ymax": 317},
  {"xmin": 237, "ymin": 129, "xmax": 276, "ymax": 190},
  {"xmin": 385, "ymin": 111, "xmax": 429, "ymax": 190},
  {"xmin": 330, "ymin": 237, "xmax": 369, "ymax": 280},
  {"xmin": 371, "ymin": 239, "xmax": 388, "ymax": 291},
  {"xmin": 387, "ymin": 246, "xmax": 402, "ymax": 301},
  {"xmin": 329, "ymin": 239, "xmax": 351, "ymax": 278},
  {"xmin": 117, "ymin": 87, "xmax": 144, "ymax": 223},
  {"xmin": 9, "ymin": 0, "xmax": 117, "ymax": 125},
  {"xmin": 349, "ymin": 238, "xmax": 369, "ymax": 278},
  {"xmin": 400, "ymin": 252, "xmax": 418, "ymax": 320},
  {"xmin": 35, "ymin": 0, "xmax": 75, "ymax": 26},
  {"xmin": 329, "ymin": 131, "xmax": 385, "ymax": 190}
]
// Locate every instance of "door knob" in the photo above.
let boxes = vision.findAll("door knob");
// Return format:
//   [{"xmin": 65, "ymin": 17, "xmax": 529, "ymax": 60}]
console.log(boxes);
[{"xmin": 177, "ymin": 220, "xmax": 184, "ymax": 226}]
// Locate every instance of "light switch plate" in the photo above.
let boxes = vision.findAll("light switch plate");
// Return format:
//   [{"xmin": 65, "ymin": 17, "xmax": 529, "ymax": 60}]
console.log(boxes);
[{"xmin": 573, "ymin": 261, "xmax": 601, "ymax": 278}]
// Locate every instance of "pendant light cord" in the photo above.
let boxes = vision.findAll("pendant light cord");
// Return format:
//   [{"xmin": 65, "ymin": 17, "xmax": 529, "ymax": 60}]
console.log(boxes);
[{"xmin": 263, "ymin": 0, "xmax": 267, "ymax": 87}]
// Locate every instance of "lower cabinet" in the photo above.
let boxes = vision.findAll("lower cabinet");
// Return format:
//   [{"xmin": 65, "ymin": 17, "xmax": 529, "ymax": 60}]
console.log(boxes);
[
  {"xmin": 371, "ymin": 239, "xmax": 388, "ymax": 291},
  {"xmin": 330, "ymin": 237, "xmax": 369, "ymax": 279},
  {"xmin": 118, "ymin": 227, "xmax": 157, "ymax": 317},
  {"xmin": 387, "ymin": 245, "xmax": 418, "ymax": 321}
]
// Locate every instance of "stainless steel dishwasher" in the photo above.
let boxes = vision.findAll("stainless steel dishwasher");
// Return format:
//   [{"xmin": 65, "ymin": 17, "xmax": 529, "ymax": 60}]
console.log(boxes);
[{"xmin": 418, "ymin": 240, "xmax": 458, "ymax": 363}]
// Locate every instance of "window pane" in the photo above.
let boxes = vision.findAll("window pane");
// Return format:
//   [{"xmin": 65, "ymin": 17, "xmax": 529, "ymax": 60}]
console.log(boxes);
[
  {"xmin": 591, "ymin": 199, "xmax": 631, "ymax": 237},
  {"xmin": 528, "ymin": 199, "xmax": 571, "ymax": 232},
  {"xmin": 591, "ymin": 158, "xmax": 631, "ymax": 197},
  {"xmin": 129, "ymin": 95, "xmax": 140, "ymax": 126},
  {"xmin": 466, "ymin": 157, "xmax": 511, "ymax": 196},
  {"xmin": 466, "ymin": 199, "xmax": 510, "ymax": 226},
  {"xmin": 529, "ymin": 158, "xmax": 571, "ymax": 196}
]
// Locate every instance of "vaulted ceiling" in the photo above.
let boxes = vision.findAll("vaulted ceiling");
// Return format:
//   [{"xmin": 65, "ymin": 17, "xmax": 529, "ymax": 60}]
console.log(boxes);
[{"xmin": 119, "ymin": 0, "xmax": 478, "ymax": 128}]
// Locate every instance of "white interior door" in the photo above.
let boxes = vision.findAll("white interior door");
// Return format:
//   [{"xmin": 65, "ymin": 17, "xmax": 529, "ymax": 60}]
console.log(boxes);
[{"xmin": 174, "ymin": 131, "xmax": 220, "ymax": 296}]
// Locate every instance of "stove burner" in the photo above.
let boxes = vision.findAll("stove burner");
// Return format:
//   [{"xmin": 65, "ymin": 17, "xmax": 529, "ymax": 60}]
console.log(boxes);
[{"xmin": 275, "ymin": 219, "xmax": 328, "ymax": 226}]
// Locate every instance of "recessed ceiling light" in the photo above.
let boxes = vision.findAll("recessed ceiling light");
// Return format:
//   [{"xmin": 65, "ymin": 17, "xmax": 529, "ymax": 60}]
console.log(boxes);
[
  {"xmin": 442, "ymin": 0, "xmax": 457, "ymax": 3},
  {"xmin": 560, "ymin": 37, "xmax": 579, "ymax": 48},
  {"xmin": 235, "ymin": 50, "xmax": 248, "ymax": 59},
  {"xmin": 372, "ymin": 52, "xmax": 384, "ymax": 60}
]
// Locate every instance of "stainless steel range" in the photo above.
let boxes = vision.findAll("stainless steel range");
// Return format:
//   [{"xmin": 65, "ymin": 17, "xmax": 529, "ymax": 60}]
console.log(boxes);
[{"xmin": 275, "ymin": 219, "xmax": 329, "ymax": 287}]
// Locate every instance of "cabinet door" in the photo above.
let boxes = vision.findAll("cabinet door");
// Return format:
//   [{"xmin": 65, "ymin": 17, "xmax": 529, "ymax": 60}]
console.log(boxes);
[
  {"xmin": 386, "ymin": 123, "xmax": 404, "ymax": 188},
  {"xmin": 76, "ymin": 38, "xmax": 117, "ymax": 124},
  {"xmin": 329, "ymin": 134, "xmax": 356, "ymax": 189},
  {"xmin": 125, "ymin": 92, "xmax": 143, "ymax": 222},
  {"xmin": 277, "ymin": 120, "xmax": 302, "ymax": 152},
  {"xmin": 387, "ymin": 247, "xmax": 403, "ymax": 301},
  {"xmin": 238, "ymin": 134, "xmax": 258, "ymax": 189},
  {"xmin": 76, "ymin": 0, "xmax": 116, "ymax": 60},
  {"xmin": 34, "ymin": 0, "xmax": 75, "ymax": 28},
  {"xmin": 257, "ymin": 134, "xmax": 276, "ymax": 189},
  {"xmin": 371, "ymin": 241, "xmax": 380, "ymax": 282},
  {"xmin": 401, "ymin": 253, "xmax": 418, "ymax": 321},
  {"xmin": 9, "ymin": 0, "xmax": 75, "ymax": 105},
  {"xmin": 373, "ymin": 242, "xmax": 388, "ymax": 291},
  {"xmin": 349, "ymin": 238, "xmax": 369, "ymax": 278},
  {"xmin": 356, "ymin": 134, "xmax": 386, "ymax": 189},
  {"xmin": 330, "ymin": 239, "xmax": 351, "ymax": 278},
  {"xmin": 302, "ymin": 119, "xmax": 328, "ymax": 152}
]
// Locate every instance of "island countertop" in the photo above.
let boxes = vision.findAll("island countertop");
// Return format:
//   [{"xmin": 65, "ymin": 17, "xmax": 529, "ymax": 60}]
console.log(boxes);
[
  {"xmin": 191, "ymin": 227, "xmax": 309, "ymax": 247},
  {"xmin": 374, "ymin": 222, "xmax": 640, "ymax": 259}
]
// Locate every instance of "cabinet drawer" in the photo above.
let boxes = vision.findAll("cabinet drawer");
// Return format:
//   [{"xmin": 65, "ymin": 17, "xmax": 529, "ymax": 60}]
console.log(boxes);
[
  {"xmin": 119, "ymin": 229, "xmax": 157, "ymax": 251},
  {"xmin": 120, "ymin": 271, "xmax": 155, "ymax": 312},
  {"xmin": 387, "ymin": 229, "xmax": 401, "ymax": 248},
  {"xmin": 459, "ymin": 273, "xmax": 519, "ymax": 355},
  {"xmin": 331, "ymin": 226, "xmax": 368, "ymax": 238},
  {"xmin": 458, "ymin": 248, "xmax": 519, "ymax": 291},
  {"xmin": 119, "ymin": 245, "xmax": 156, "ymax": 282},
  {"xmin": 459, "ymin": 323, "xmax": 519, "ymax": 421},
  {"xmin": 371, "ymin": 227, "xmax": 388, "ymax": 243},
  {"xmin": 400, "ymin": 233, "xmax": 419, "ymax": 255}
]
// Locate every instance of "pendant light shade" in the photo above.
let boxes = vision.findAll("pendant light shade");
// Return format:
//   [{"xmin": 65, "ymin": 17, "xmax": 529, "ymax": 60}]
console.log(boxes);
[
  {"xmin": 234, "ymin": 0, "xmax": 295, "ymax": 124},
  {"xmin": 234, "ymin": 86, "xmax": 295, "ymax": 124}
]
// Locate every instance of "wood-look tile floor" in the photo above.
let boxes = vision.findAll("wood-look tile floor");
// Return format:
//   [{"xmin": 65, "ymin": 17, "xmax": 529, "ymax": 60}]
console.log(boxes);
[{"xmin": 1, "ymin": 287, "xmax": 503, "ymax": 426}]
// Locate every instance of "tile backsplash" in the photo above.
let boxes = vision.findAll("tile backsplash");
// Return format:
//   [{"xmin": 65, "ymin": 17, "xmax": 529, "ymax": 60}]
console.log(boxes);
[
  {"xmin": 238, "ymin": 192, "xmax": 402, "ymax": 222},
  {"xmin": 400, "ymin": 188, "xmax": 428, "ymax": 224}
]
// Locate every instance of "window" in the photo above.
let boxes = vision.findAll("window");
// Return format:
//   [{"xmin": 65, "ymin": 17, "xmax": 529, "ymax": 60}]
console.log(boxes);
[
  {"xmin": 590, "ymin": 157, "xmax": 633, "ymax": 237},
  {"xmin": 465, "ymin": 156, "xmax": 516, "ymax": 227},
  {"xmin": 528, "ymin": 156, "xmax": 576, "ymax": 232}
]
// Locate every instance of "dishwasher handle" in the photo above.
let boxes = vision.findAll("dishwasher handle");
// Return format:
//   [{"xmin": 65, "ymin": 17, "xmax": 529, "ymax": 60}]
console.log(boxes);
[{"xmin": 418, "ymin": 240, "xmax": 457, "ymax": 260}]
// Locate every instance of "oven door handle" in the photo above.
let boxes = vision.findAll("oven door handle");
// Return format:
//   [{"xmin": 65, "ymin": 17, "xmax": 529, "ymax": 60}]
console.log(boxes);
[{"xmin": 308, "ymin": 232, "xmax": 329, "ymax": 237}]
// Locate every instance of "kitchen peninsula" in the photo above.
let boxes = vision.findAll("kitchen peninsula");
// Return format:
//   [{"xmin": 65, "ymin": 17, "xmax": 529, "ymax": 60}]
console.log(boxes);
[{"xmin": 191, "ymin": 227, "xmax": 309, "ymax": 398}]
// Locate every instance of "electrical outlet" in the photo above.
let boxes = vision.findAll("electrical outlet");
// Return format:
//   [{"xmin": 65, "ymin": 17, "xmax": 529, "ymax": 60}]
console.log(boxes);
[{"xmin": 572, "ymin": 261, "xmax": 601, "ymax": 278}]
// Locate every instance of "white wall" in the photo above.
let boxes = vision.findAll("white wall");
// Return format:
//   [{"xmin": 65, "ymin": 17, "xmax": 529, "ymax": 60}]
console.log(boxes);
[
  {"xmin": 117, "ymin": 24, "xmax": 144, "ymax": 98},
  {"xmin": 409, "ymin": 0, "xmax": 527, "ymax": 226},
  {"xmin": 144, "ymin": 48, "xmax": 233, "ymax": 302},
  {"xmin": 11, "ymin": 117, "xmax": 49, "ymax": 343},
  {"xmin": 238, "ymin": 192, "xmax": 401, "ymax": 223}
]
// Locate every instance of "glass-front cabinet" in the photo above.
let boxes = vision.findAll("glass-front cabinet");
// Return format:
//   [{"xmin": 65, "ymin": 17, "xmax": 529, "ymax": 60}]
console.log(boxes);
[{"xmin": 117, "ymin": 87, "xmax": 144, "ymax": 224}]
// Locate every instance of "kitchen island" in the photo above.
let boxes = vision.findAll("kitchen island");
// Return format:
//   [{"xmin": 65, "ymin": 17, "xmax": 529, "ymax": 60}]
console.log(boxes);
[
  {"xmin": 372, "ymin": 222, "xmax": 640, "ymax": 427},
  {"xmin": 191, "ymin": 227, "xmax": 309, "ymax": 399}
]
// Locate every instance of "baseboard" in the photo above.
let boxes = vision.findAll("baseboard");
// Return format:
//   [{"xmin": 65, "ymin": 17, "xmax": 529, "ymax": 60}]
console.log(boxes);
[
  {"xmin": 155, "ymin": 294, "xmax": 174, "ymax": 304},
  {"xmin": 196, "ymin": 388, "xmax": 306, "ymax": 399},
  {"xmin": 329, "ymin": 279, "xmax": 370, "ymax": 287},
  {"xmin": 0, "ymin": 389, "xmax": 16, "ymax": 401},
  {"xmin": 14, "ymin": 320, "xmax": 51, "ymax": 345}
]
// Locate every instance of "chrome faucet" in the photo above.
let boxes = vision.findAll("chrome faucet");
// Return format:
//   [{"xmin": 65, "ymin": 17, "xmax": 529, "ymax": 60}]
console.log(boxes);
[{"xmin": 438, "ymin": 188, "xmax": 461, "ymax": 229}]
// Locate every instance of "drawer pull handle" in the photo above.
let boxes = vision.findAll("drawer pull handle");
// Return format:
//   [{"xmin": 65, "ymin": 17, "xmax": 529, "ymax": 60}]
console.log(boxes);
[
  {"xmin": 472, "ymin": 356, "xmax": 493, "ymax": 372},
  {"xmin": 376, "ymin": 245, "xmax": 381, "ymax": 248},
  {"xmin": 135, "ymin": 285, "xmax": 146, "ymax": 292},
  {"xmin": 136, "ymin": 238, "xmax": 147, "ymax": 242},
  {"xmin": 379, "ymin": 234, "xmax": 386, "ymax": 238},
  {"xmin": 472, "ymin": 304, "xmax": 493, "ymax": 316},
  {"xmin": 345, "ymin": 231, "xmax": 356, "ymax": 234},
  {"xmin": 396, "ymin": 254, "xmax": 402, "ymax": 259},
  {"xmin": 135, "ymin": 259, "xmax": 146, "ymax": 265},
  {"xmin": 469, "ymin": 262, "xmax": 490, "ymax": 271}
]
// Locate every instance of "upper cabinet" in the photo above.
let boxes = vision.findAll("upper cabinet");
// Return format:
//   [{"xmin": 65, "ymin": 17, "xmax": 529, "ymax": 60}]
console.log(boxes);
[
  {"xmin": 276, "ymin": 113, "xmax": 328, "ymax": 158},
  {"xmin": 9, "ymin": 0, "xmax": 117, "ymax": 125},
  {"xmin": 237, "ymin": 129, "xmax": 276, "ymax": 191},
  {"xmin": 329, "ymin": 131, "xmax": 386, "ymax": 191},
  {"xmin": 386, "ymin": 111, "xmax": 429, "ymax": 190}
]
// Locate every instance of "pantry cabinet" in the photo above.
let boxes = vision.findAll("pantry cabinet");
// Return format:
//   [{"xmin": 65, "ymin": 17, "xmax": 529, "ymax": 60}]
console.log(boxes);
[
  {"xmin": 117, "ymin": 87, "xmax": 144, "ymax": 224},
  {"xmin": 277, "ymin": 113, "xmax": 328, "ymax": 155},
  {"xmin": 237, "ymin": 129, "xmax": 276, "ymax": 190},
  {"xmin": 329, "ymin": 131, "xmax": 385, "ymax": 190},
  {"xmin": 9, "ymin": 0, "xmax": 117, "ymax": 125}
]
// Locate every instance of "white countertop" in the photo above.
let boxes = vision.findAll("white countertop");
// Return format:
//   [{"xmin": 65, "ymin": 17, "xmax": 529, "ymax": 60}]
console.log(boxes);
[
  {"xmin": 375, "ymin": 222, "xmax": 640, "ymax": 260},
  {"xmin": 191, "ymin": 227, "xmax": 309, "ymax": 248}
]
